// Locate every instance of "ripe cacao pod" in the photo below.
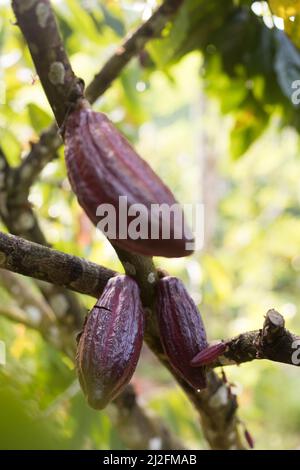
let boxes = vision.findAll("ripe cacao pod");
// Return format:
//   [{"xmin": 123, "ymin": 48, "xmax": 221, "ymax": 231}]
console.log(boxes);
[
  {"xmin": 64, "ymin": 99, "xmax": 194, "ymax": 258},
  {"xmin": 156, "ymin": 276, "xmax": 208, "ymax": 390},
  {"xmin": 76, "ymin": 275, "xmax": 144, "ymax": 409}
]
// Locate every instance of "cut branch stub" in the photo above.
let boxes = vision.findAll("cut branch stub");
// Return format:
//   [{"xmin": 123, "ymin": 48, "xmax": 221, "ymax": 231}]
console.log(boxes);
[{"xmin": 64, "ymin": 99, "xmax": 194, "ymax": 258}]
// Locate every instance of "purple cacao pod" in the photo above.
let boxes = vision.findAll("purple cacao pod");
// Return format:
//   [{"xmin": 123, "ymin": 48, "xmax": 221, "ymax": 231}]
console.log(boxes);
[
  {"xmin": 64, "ymin": 100, "xmax": 194, "ymax": 258},
  {"xmin": 156, "ymin": 276, "xmax": 208, "ymax": 390},
  {"xmin": 244, "ymin": 429, "xmax": 255, "ymax": 449},
  {"xmin": 190, "ymin": 342, "xmax": 227, "ymax": 367},
  {"xmin": 76, "ymin": 275, "xmax": 144, "ymax": 409}
]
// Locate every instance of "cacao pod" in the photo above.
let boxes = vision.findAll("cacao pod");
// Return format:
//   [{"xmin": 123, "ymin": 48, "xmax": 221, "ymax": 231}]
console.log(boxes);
[
  {"xmin": 156, "ymin": 276, "xmax": 208, "ymax": 390},
  {"xmin": 64, "ymin": 99, "xmax": 194, "ymax": 258},
  {"xmin": 190, "ymin": 342, "xmax": 227, "ymax": 367},
  {"xmin": 76, "ymin": 275, "xmax": 144, "ymax": 409},
  {"xmin": 244, "ymin": 428, "xmax": 255, "ymax": 449}
]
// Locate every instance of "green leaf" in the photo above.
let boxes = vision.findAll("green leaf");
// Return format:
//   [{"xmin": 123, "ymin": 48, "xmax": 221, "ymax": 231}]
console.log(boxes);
[
  {"xmin": 230, "ymin": 103, "xmax": 269, "ymax": 159},
  {"xmin": 0, "ymin": 386, "xmax": 63, "ymax": 450},
  {"xmin": 0, "ymin": 127, "xmax": 21, "ymax": 165},
  {"xmin": 27, "ymin": 103, "xmax": 52, "ymax": 133},
  {"xmin": 64, "ymin": 0, "xmax": 101, "ymax": 43},
  {"xmin": 202, "ymin": 255, "xmax": 232, "ymax": 301},
  {"xmin": 148, "ymin": 2, "xmax": 190, "ymax": 68},
  {"xmin": 101, "ymin": 4, "xmax": 125, "ymax": 37}
]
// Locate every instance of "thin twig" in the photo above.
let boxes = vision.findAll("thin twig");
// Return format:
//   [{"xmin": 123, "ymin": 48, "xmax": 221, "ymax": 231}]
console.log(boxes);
[
  {"xmin": 0, "ymin": 304, "xmax": 36, "ymax": 329},
  {"xmin": 85, "ymin": 0, "xmax": 184, "ymax": 102}
]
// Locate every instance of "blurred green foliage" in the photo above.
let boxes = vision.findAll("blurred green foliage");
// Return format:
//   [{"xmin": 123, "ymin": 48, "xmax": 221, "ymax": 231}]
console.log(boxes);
[{"xmin": 0, "ymin": 0, "xmax": 300, "ymax": 450}]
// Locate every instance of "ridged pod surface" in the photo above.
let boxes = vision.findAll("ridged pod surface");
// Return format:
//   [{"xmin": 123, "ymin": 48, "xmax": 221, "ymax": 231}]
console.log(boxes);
[
  {"xmin": 190, "ymin": 342, "xmax": 227, "ymax": 367},
  {"xmin": 64, "ymin": 100, "xmax": 194, "ymax": 257},
  {"xmin": 156, "ymin": 276, "xmax": 208, "ymax": 390},
  {"xmin": 76, "ymin": 275, "xmax": 144, "ymax": 409}
]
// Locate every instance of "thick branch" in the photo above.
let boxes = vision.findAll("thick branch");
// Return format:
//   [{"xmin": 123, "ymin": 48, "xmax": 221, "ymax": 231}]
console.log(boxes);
[
  {"xmin": 0, "ymin": 231, "xmax": 116, "ymax": 297},
  {"xmin": 213, "ymin": 309, "xmax": 300, "ymax": 368},
  {"xmin": 12, "ymin": 0, "xmax": 83, "ymax": 127},
  {"xmin": 0, "ymin": 231, "xmax": 184, "ymax": 449}
]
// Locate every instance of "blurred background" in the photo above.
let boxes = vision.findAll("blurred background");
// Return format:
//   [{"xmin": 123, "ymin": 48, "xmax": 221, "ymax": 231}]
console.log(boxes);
[{"xmin": 1, "ymin": 0, "xmax": 300, "ymax": 449}]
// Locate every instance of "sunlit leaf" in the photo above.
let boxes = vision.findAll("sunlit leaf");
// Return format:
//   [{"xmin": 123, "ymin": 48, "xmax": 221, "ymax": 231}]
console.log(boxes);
[
  {"xmin": 269, "ymin": 0, "xmax": 300, "ymax": 18},
  {"xmin": 230, "ymin": 103, "xmax": 268, "ymax": 159},
  {"xmin": 27, "ymin": 103, "xmax": 52, "ymax": 133}
]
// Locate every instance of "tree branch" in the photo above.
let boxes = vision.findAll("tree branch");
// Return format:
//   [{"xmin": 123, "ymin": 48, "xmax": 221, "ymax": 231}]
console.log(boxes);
[
  {"xmin": 0, "ymin": 268, "xmax": 79, "ymax": 354},
  {"xmin": 11, "ymin": 0, "xmax": 83, "ymax": 127},
  {"xmin": 212, "ymin": 309, "xmax": 300, "ymax": 368},
  {"xmin": 0, "ymin": 303, "xmax": 37, "ymax": 329},
  {"xmin": 85, "ymin": 0, "xmax": 184, "ymax": 103},
  {"xmin": 0, "ymin": 269, "xmax": 56, "ymax": 324},
  {"xmin": 0, "ymin": 231, "xmax": 116, "ymax": 297},
  {"xmin": 17, "ymin": 126, "xmax": 62, "ymax": 197}
]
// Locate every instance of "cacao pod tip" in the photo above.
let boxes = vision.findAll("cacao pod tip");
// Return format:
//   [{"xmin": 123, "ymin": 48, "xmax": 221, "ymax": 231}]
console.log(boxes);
[
  {"xmin": 87, "ymin": 388, "xmax": 108, "ymax": 410},
  {"xmin": 190, "ymin": 342, "xmax": 227, "ymax": 367}
]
